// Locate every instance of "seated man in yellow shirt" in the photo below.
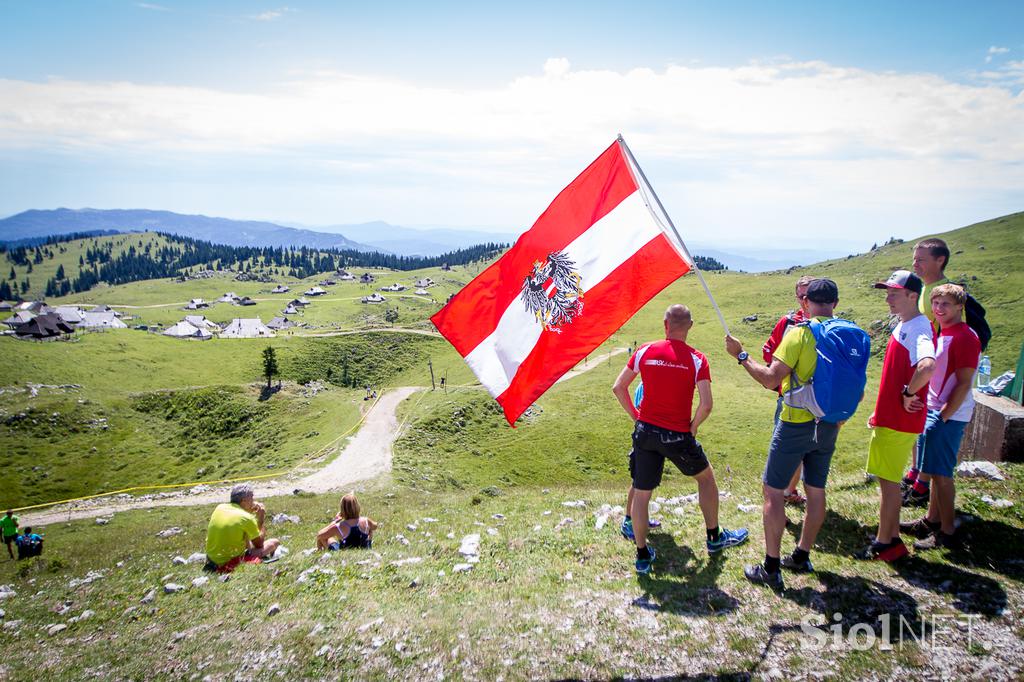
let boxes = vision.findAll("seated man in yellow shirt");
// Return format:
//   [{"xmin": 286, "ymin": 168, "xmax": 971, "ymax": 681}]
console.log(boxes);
[{"xmin": 204, "ymin": 483, "xmax": 280, "ymax": 573}]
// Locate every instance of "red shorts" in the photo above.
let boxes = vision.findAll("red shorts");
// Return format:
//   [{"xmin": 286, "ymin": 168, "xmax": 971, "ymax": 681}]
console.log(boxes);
[{"xmin": 216, "ymin": 552, "xmax": 262, "ymax": 574}]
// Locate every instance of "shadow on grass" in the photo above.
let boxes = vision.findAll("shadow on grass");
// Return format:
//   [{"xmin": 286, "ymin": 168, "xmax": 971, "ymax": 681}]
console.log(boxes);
[
  {"xmin": 945, "ymin": 517, "xmax": 1024, "ymax": 583},
  {"xmin": 258, "ymin": 383, "xmax": 282, "ymax": 401},
  {"xmin": 781, "ymin": 569, "xmax": 925, "ymax": 641},
  {"xmin": 894, "ymin": 556, "xmax": 1008, "ymax": 616},
  {"xmin": 784, "ymin": 508, "xmax": 872, "ymax": 557},
  {"xmin": 635, "ymin": 532, "xmax": 739, "ymax": 616}
]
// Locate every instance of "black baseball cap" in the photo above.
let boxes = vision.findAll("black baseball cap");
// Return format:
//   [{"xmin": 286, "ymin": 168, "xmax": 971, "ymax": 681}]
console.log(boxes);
[
  {"xmin": 874, "ymin": 270, "xmax": 923, "ymax": 295},
  {"xmin": 805, "ymin": 278, "xmax": 839, "ymax": 304}
]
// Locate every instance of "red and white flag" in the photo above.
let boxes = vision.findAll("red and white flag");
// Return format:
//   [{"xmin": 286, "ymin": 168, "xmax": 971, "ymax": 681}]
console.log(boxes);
[{"xmin": 431, "ymin": 139, "xmax": 692, "ymax": 426}]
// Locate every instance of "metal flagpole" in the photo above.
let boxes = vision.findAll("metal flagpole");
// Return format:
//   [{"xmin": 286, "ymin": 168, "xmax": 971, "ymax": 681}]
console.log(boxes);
[{"xmin": 616, "ymin": 134, "xmax": 731, "ymax": 337}]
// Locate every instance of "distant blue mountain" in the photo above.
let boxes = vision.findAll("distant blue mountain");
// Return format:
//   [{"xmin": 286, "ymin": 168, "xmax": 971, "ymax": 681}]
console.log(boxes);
[
  {"xmin": 286, "ymin": 220, "xmax": 518, "ymax": 257},
  {"xmin": 0, "ymin": 208, "xmax": 372, "ymax": 252}
]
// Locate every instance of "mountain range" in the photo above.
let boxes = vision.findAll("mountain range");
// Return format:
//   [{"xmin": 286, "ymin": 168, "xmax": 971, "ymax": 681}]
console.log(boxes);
[{"xmin": 0, "ymin": 208, "xmax": 851, "ymax": 271}]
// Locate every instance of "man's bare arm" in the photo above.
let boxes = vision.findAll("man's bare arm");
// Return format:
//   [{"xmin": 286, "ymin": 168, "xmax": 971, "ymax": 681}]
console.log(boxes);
[
  {"xmin": 611, "ymin": 366, "xmax": 640, "ymax": 421},
  {"xmin": 691, "ymin": 379, "xmax": 713, "ymax": 434}
]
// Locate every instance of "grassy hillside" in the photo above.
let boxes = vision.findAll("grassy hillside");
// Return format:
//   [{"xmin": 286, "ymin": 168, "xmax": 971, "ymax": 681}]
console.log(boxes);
[{"xmin": 0, "ymin": 213, "xmax": 1021, "ymax": 679}]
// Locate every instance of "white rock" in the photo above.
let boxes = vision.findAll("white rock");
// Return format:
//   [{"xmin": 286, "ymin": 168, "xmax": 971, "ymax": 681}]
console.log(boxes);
[
  {"xmin": 458, "ymin": 534, "xmax": 480, "ymax": 559},
  {"xmin": 186, "ymin": 552, "xmax": 207, "ymax": 564},
  {"xmin": 649, "ymin": 502, "xmax": 661, "ymax": 514},
  {"xmin": 555, "ymin": 517, "xmax": 574, "ymax": 530},
  {"xmin": 297, "ymin": 566, "xmax": 336, "ymax": 584},
  {"xmin": 156, "ymin": 527, "xmax": 183, "ymax": 538},
  {"xmin": 453, "ymin": 563, "xmax": 474, "ymax": 573},
  {"xmin": 47, "ymin": 623, "xmax": 67, "ymax": 636},
  {"xmin": 737, "ymin": 504, "xmax": 759, "ymax": 514},
  {"xmin": 267, "ymin": 603, "xmax": 281, "ymax": 617},
  {"xmin": 542, "ymin": 510, "xmax": 552, "ymax": 516},
  {"xmin": 68, "ymin": 571, "xmax": 105, "ymax": 588},
  {"xmin": 486, "ymin": 528, "xmax": 498, "ymax": 536},
  {"xmin": 3, "ymin": 620, "xmax": 21, "ymax": 631},
  {"xmin": 160, "ymin": 573, "xmax": 174, "ymax": 583},
  {"xmin": 371, "ymin": 636, "xmax": 385, "ymax": 648},
  {"xmin": 421, "ymin": 517, "xmax": 438, "ymax": 523},
  {"xmin": 315, "ymin": 644, "xmax": 332, "ymax": 657},
  {"xmin": 957, "ymin": 461, "xmax": 1005, "ymax": 480},
  {"xmin": 0, "ymin": 585, "xmax": 16, "ymax": 599},
  {"xmin": 390, "ymin": 557, "xmax": 423, "ymax": 567},
  {"xmin": 0, "ymin": 608, "xmax": 4, "ymax": 619},
  {"xmin": 395, "ymin": 534, "xmax": 410, "ymax": 546},
  {"xmin": 272, "ymin": 513, "xmax": 300, "ymax": 524},
  {"xmin": 406, "ymin": 524, "xmax": 418, "ymax": 531},
  {"xmin": 301, "ymin": 548, "xmax": 317, "ymax": 556},
  {"xmin": 672, "ymin": 507, "xmax": 687, "ymax": 516},
  {"xmin": 172, "ymin": 556, "xmax": 187, "ymax": 565},
  {"xmin": 532, "ymin": 524, "xmax": 542, "ymax": 532},
  {"xmin": 981, "ymin": 495, "xmax": 1014, "ymax": 508},
  {"xmin": 357, "ymin": 617, "xmax": 383, "ymax": 633},
  {"xmin": 309, "ymin": 623, "xmax": 326, "ymax": 638},
  {"xmin": 95, "ymin": 517, "xmax": 110, "ymax": 525},
  {"xmin": 562, "ymin": 500, "xmax": 586, "ymax": 508},
  {"xmin": 491, "ymin": 513, "xmax": 505, "ymax": 519},
  {"xmin": 164, "ymin": 583, "xmax": 186, "ymax": 594},
  {"xmin": 595, "ymin": 513, "xmax": 610, "ymax": 530},
  {"xmin": 191, "ymin": 576, "xmax": 209, "ymax": 588},
  {"xmin": 141, "ymin": 589, "xmax": 156, "ymax": 604}
]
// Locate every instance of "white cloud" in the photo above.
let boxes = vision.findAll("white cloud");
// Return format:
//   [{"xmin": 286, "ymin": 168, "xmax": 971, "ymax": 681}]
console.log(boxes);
[
  {"xmin": 986, "ymin": 45, "xmax": 1010, "ymax": 63},
  {"xmin": 250, "ymin": 7, "xmax": 293, "ymax": 21},
  {"xmin": 1, "ymin": 60, "xmax": 1021, "ymax": 243},
  {"xmin": 136, "ymin": 2, "xmax": 169, "ymax": 10}
]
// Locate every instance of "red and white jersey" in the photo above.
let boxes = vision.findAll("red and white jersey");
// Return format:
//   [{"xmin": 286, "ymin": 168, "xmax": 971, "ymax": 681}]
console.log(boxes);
[
  {"xmin": 627, "ymin": 339, "xmax": 711, "ymax": 433},
  {"xmin": 928, "ymin": 322, "xmax": 981, "ymax": 421},
  {"xmin": 870, "ymin": 314, "xmax": 935, "ymax": 434}
]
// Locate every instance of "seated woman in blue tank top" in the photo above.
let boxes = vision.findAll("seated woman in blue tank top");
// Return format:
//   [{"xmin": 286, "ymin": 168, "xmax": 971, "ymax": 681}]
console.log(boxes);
[{"xmin": 316, "ymin": 493, "xmax": 378, "ymax": 550}]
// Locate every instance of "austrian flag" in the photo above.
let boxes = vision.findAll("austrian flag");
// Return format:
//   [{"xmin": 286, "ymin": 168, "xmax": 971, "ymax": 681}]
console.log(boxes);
[{"xmin": 431, "ymin": 139, "xmax": 693, "ymax": 426}]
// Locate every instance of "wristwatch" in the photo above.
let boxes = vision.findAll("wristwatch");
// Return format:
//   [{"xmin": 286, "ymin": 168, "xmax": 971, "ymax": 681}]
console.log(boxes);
[
  {"xmin": 737, "ymin": 351, "xmax": 749, "ymax": 364},
  {"xmin": 901, "ymin": 385, "xmax": 915, "ymax": 398}
]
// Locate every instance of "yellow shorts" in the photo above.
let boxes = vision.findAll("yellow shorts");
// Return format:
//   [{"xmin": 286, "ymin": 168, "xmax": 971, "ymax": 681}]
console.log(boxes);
[{"xmin": 866, "ymin": 426, "xmax": 918, "ymax": 483}]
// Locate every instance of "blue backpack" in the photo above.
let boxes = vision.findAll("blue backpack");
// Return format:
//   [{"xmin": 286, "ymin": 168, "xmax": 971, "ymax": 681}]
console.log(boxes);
[{"xmin": 783, "ymin": 318, "xmax": 870, "ymax": 423}]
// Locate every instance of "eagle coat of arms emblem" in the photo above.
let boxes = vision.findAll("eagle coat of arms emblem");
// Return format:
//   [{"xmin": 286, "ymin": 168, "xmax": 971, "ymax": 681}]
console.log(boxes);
[{"xmin": 520, "ymin": 251, "xmax": 584, "ymax": 332}]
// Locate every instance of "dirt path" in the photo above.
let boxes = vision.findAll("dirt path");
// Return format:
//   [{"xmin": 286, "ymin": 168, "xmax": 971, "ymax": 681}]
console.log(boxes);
[{"xmin": 23, "ymin": 387, "xmax": 420, "ymax": 526}]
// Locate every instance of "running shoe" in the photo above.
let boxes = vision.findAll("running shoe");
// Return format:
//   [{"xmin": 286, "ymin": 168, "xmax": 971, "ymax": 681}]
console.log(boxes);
[
  {"xmin": 783, "ymin": 490, "xmax": 806, "ymax": 506},
  {"xmin": 743, "ymin": 563, "xmax": 784, "ymax": 589},
  {"xmin": 913, "ymin": 531, "xmax": 960, "ymax": 551},
  {"xmin": 635, "ymin": 546, "xmax": 657, "ymax": 575},
  {"xmin": 899, "ymin": 517, "xmax": 939, "ymax": 540},
  {"xmin": 707, "ymin": 527, "xmax": 749, "ymax": 554},
  {"xmin": 854, "ymin": 538, "xmax": 908, "ymax": 562},
  {"xmin": 620, "ymin": 517, "xmax": 634, "ymax": 541},
  {"xmin": 780, "ymin": 553, "xmax": 814, "ymax": 573},
  {"xmin": 902, "ymin": 486, "xmax": 930, "ymax": 508}
]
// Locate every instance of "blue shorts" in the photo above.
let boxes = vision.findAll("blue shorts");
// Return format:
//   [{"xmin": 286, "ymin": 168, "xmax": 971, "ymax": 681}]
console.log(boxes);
[
  {"xmin": 917, "ymin": 410, "xmax": 967, "ymax": 478},
  {"xmin": 764, "ymin": 420, "xmax": 839, "ymax": 490}
]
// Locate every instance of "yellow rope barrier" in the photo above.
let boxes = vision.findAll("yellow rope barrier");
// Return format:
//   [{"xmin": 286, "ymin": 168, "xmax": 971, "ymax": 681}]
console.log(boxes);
[{"xmin": 13, "ymin": 390, "xmax": 385, "ymax": 513}]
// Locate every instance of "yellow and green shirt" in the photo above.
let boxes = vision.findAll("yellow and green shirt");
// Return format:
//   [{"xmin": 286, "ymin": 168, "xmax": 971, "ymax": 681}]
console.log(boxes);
[
  {"xmin": 205, "ymin": 503, "xmax": 260, "ymax": 566},
  {"xmin": 772, "ymin": 316, "xmax": 832, "ymax": 423}
]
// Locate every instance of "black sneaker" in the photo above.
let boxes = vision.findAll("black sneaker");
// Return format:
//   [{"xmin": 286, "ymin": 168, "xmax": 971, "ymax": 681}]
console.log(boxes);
[
  {"xmin": 914, "ymin": 531, "xmax": 961, "ymax": 551},
  {"xmin": 899, "ymin": 517, "xmax": 939, "ymax": 539},
  {"xmin": 781, "ymin": 553, "xmax": 814, "ymax": 573},
  {"xmin": 902, "ymin": 486, "xmax": 929, "ymax": 508},
  {"xmin": 743, "ymin": 563, "xmax": 784, "ymax": 589}
]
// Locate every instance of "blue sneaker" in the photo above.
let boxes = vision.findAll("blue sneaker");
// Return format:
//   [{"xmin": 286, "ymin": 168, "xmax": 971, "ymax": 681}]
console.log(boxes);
[
  {"xmin": 707, "ymin": 527, "xmax": 749, "ymax": 554},
  {"xmin": 635, "ymin": 546, "xmax": 656, "ymax": 575},
  {"xmin": 620, "ymin": 517, "xmax": 635, "ymax": 541}
]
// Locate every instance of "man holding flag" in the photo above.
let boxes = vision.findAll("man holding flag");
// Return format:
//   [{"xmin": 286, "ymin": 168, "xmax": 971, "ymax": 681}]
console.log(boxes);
[{"xmin": 613, "ymin": 304, "xmax": 749, "ymax": 574}]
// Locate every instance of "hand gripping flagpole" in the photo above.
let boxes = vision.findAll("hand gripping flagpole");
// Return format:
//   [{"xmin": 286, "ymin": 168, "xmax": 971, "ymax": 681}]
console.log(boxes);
[{"xmin": 616, "ymin": 134, "xmax": 731, "ymax": 337}]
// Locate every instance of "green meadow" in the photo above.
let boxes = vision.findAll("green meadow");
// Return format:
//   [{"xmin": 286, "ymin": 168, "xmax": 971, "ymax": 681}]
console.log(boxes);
[{"xmin": 0, "ymin": 212, "xmax": 1021, "ymax": 679}]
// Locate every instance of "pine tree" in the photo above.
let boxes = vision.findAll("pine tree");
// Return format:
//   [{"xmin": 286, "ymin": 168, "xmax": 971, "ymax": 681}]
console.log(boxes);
[
  {"xmin": 8, "ymin": 267, "xmax": 14, "ymax": 281},
  {"xmin": 55, "ymin": 264, "xmax": 66, "ymax": 280},
  {"xmin": 262, "ymin": 346, "xmax": 279, "ymax": 389}
]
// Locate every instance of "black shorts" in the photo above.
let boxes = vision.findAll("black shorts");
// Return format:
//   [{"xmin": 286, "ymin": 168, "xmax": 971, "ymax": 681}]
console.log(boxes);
[
  {"xmin": 630, "ymin": 420, "xmax": 710, "ymax": 490},
  {"xmin": 2, "ymin": 534, "xmax": 15, "ymax": 544}
]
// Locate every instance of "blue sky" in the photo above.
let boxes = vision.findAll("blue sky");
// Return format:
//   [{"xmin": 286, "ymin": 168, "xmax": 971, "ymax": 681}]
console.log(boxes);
[{"xmin": 1, "ymin": 1, "xmax": 1022, "ymax": 248}]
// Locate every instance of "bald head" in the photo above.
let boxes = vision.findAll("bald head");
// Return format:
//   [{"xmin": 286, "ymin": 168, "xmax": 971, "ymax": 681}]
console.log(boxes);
[{"xmin": 664, "ymin": 304, "xmax": 693, "ymax": 338}]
